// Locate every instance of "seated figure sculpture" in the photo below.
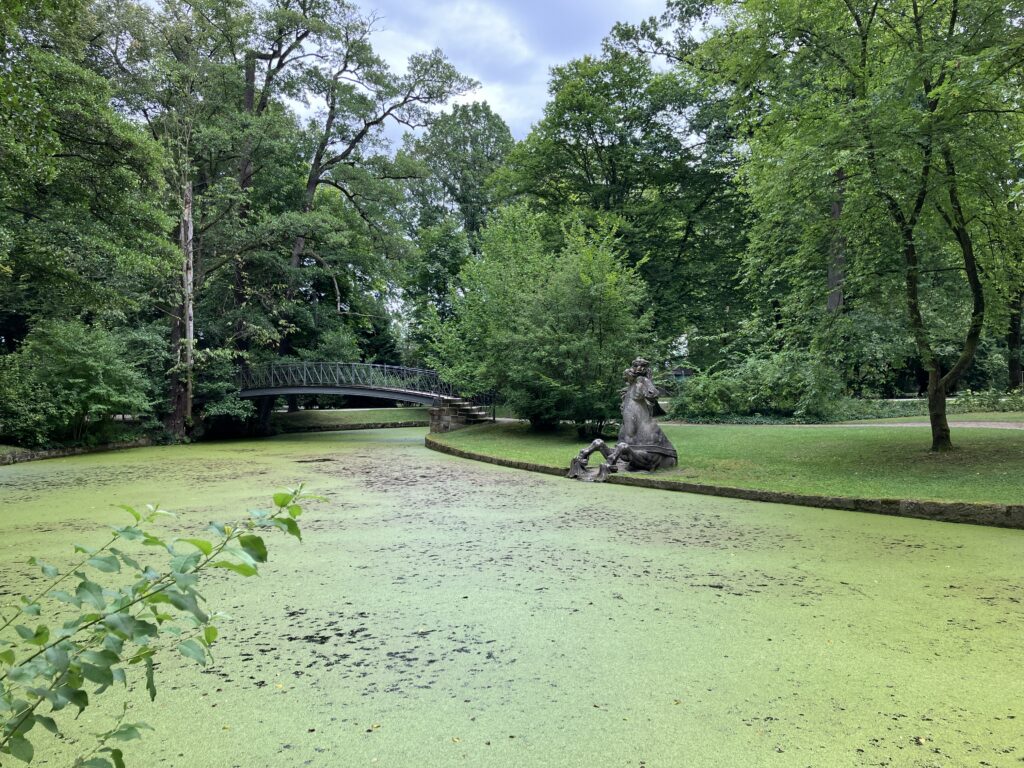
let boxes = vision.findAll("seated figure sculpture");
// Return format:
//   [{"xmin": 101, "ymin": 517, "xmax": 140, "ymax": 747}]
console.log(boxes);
[{"xmin": 567, "ymin": 357, "xmax": 678, "ymax": 482}]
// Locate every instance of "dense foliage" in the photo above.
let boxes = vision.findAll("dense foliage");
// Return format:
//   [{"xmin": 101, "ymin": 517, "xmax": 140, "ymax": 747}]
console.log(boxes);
[
  {"xmin": 0, "ymin": 0, "xmax": 1021, "ymax": 450},
  {"xmin": 429, "ymin": 206, "xmax": 651, "ymax": 430}
]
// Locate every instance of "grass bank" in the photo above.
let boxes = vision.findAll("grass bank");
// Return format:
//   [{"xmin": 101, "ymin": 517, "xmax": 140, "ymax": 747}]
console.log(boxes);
[
  {"xmin": 849, "ymin": 411, "xmax": 1024, "ymax": 424},
  {"xmin": 271, "ymin": 407, "xmax": 429, "ymax": 432},
  {"xmin": 430, "ymin": 421, "xmax": 1024, "ymax": 506}
]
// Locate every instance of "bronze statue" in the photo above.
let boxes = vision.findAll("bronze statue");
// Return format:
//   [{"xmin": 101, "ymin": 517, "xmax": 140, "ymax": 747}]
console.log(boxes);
[{"xmin": 567, "ymin": 357, "xmax": 677, "ymax": 482}]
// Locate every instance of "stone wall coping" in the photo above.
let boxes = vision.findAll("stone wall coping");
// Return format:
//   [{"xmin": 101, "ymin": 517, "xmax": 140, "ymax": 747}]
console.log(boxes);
[
  {"xmin": 0, "ymin": 438, "xmax": 154, "ymax": 466},
  {"xmin": 424, "ymin": 435, "xmax": 1024, "ymax": 530},
  {"xmin": 1, "ymin": 421, "xmax": 431, "ymax": 466}
]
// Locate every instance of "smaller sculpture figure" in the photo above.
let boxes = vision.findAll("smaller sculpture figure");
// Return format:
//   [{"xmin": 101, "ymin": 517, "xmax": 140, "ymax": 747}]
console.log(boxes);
[{"xmin": 568, "ymin": 357, "xmax": 677, "ymax": 482}]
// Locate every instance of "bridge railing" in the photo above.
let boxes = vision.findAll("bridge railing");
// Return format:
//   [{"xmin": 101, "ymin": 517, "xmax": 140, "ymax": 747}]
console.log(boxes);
[{"xmin": 238, "ymin": 362, "xmax": 492, "ymax": 405}]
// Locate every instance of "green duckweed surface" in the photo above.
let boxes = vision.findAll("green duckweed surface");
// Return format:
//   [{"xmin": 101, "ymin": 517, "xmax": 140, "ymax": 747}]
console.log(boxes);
[{"xmin": 1, "ymin": 428, "xmax": 1022, "ymax": 767}]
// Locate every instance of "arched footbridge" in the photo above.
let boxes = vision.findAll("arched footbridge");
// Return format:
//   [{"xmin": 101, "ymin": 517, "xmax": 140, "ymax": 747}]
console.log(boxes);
[{"xmin": 237, "ymin": 363, "xmax": 492, "ymax": 429}]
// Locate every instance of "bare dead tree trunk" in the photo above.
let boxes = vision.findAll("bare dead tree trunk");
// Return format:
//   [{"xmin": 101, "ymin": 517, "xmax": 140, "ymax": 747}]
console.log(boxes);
[{"xmin": 167, "ymin": 179, "xmax": 195, "ymax": 438}]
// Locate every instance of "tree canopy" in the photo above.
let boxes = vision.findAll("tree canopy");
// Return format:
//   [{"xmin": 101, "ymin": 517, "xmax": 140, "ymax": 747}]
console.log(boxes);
[{"xmin": 0, "ymin": 0, "xmax": 1021, "ymax": 451}]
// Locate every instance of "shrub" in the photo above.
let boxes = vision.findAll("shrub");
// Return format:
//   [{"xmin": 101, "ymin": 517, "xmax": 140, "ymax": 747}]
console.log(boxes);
[
  {"xmin": 0, "ymin": 321, "xmax": 151, "ymax": 447},
  {"xmin": 671, "ymin": 349, "xmax": 843, "ymax": 421}
]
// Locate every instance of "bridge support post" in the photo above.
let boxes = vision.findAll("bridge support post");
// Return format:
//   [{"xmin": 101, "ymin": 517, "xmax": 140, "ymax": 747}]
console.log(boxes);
[
  {"xmin": 429, "ymin": 397, "xmax": 492, "ymax": 433},
  {"xmin": 429, "ymin": 402, "xmax": 468, "ymax": 433}
]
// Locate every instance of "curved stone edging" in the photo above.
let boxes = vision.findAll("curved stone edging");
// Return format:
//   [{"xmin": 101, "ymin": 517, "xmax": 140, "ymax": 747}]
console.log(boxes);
[
  {"xmin": 424, "ymin": 435, "xmax": 1024, "ymax": 530},
  {"xmin": 1, "ymin": 422, "xmax": 431, "ymax": 465},
  {"xmin": 0, "ymin": 438, "xmax": 154, "ymax": 466}
]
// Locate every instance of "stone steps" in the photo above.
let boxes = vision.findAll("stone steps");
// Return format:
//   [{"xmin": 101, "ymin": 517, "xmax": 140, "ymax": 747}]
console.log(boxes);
[{"xmin": 430, "ymin": 397, "xmax": 493, "ymax": 432}]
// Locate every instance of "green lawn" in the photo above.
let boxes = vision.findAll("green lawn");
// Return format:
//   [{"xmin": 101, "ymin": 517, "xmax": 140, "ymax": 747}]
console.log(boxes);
[
  {"xmin": 272, "ymin": 407, "xmax": 429, "ymax": 432},
  {"xmin": 432, "ymin": 421, "xmax": 1024, "ymax": 505},
  {"xmin": 849, "ymin": 411, "xmax": 1024, "ymax": 424}
]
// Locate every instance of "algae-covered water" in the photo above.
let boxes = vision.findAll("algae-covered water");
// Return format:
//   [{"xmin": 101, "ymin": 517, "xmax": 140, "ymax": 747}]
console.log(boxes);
[{"xmin": 1, "ymin": 428, "xmax": 1022, "ymax": 767}]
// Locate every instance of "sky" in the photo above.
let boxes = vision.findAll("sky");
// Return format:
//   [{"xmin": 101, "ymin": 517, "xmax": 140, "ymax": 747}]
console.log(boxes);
[{"xmin": 366, "ymin": 0, "xmax": 667, "ymax": 139}]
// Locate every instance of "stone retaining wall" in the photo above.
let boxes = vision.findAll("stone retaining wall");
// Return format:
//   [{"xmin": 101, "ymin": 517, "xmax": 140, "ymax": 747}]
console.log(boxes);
[
  {"xmin": 424, "ymin": 435, "xmax": 1024, "ymax": 530},
  {"xmin": 0, "ymin": 438, "xmax": 153, "ymax": 466},
  {"xmin": 429, "ymin": 406, "xmax": 467, "ymax": 433}
]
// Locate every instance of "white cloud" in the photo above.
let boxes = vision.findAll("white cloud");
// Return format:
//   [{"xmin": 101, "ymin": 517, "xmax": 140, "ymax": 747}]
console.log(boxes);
[{"xmin": 367, "ymin": 0, "xmax": 672, "ymax": 139}]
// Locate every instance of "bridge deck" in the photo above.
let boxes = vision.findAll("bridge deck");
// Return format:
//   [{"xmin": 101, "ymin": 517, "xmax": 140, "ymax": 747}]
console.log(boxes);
[{"xmin": 237, "ymin": 362, "xmax": 484, "ymax": 406}]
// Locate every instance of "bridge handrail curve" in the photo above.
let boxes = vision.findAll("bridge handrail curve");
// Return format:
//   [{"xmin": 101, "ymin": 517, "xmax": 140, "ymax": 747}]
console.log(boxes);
[{"xmin": 237, "ymin": 361, "xmax": 490, "ymax": 404}]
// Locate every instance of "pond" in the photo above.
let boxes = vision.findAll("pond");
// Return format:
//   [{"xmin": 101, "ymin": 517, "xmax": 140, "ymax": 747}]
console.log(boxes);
[{"xmin": 1, "ymin": 428, "xmax": 1022, "ymax": 767}]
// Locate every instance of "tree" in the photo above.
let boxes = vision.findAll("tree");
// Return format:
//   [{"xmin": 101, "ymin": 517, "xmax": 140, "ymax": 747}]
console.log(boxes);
[
  {"xmin": 86, "ymin": 0, "xmax": 473, "ymax": 435},
  {"xmin": 698, "ymin": 0, "xmax": 1024, "ymax": 449},
  {"xmin": 495, "ymin": 44, "xmax": 749, "ymax": 360},
  {"xmin": 0, "ymin": 0, "xmax": 174, "ymax": 352},
  {"xmin": 430, "ymin": 204, "xmax": 651, "ymax": 430},
  {"xmin": 278, "ymin": 14, "xmax": 474, "ymax": 358},
  {"xmin": 404, "ymin": 102, "xmax": 514, "ymax": 244},
  {"xmin": 0, "ymin": 321, "xmax": 151, "ymax": 446}
]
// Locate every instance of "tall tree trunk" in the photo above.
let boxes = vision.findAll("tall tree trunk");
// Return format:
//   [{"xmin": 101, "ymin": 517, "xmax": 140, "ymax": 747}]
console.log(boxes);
[
  {"xmin": 279, "ymin": 175, "xmax": 319, "ymax": 363},
  {"xmin": 927, "ymin": 148, "xmax": 986, "ymax": 451},
  {"xmin": 1008, "ymin": 289, "xmax": 1023, "ymax": 391},
  {"xmin": 827, "ymin": 169, "xmax": 846, "ymax": 313},
  {"xmin": 231, "ymin": 53, "xmax": 258, "ymax": 361},
  {"xmin": 167, "ymin": 179, "xmax": 195, "ymax": 438},
  {"xmin": 926, "ymin": 365, "xmax": 951, "ymax": 452}
]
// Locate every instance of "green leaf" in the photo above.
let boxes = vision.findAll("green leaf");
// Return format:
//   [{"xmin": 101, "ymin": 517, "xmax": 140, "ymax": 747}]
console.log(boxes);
[
  {"xmin": 144, "ymin": 656, "xmax": 156, "ymax": 701},
  {"xmin": 167, "ymin": 590, "xmax": 209, "ymax": 623},
  {"xmin": 110, "ymin": 548, "xmax": 142, "ymax": 572},
  {"xmin": 117, "ymin": 504, "xmax": 141, "ymax": 522},
  {"xmin": 53, "ymin": 685, "xmax": 89, "ymax": 714},
  {"xmin": 203, "ymin": 626, "xmax": 218, "ymax": 645},
  {"xmin": 8, "ymin": 735, "xmax": 33, "ymax": 763},
  {"xmin": 273, "ymin": 492, "xmax": 292, "ymax": 508},
  {"xmin": 52, "ymin": 589, "xmax": 80, "ymax": 606},
  {"xmin": 87, "ymin": 554, "xmax": 120, "ymax": 573},
  {"xmin": 178, "ymin": 639, "xmax": 206, "ymax": 666},
  {"xmin": 29, "ymin": 556, "xmax": 59, "ymax": 578},
  {"xmin": 169, "ymin": 551, "xmax": 201, "ymax": 574},
  {"xmin": 287, "ymin": 504, "xmax": 303, "ymax": 519},
  {"xmin": 172, "ymin": 572, "xmax": 199, "ymax": 590},
  {"xmin": 210, "ymin": 560, "xmax": 258, "ymax": 577},
  {"xmin": 15, "ymin": 623, "xmax": 49, "ymax": 645},
  {"xmin": 82, "ymin": 649, "xmax": 120, "ymax": 669},
  {"xmin": 239, "ymin": 534, "xmax": 268, "ymax": 563},
  {"xmin": 76, "ymin": 580, "xmax": 106, "ymax": 610},
  {"xmin": 0, "ymin": 649, "xmax": 15, "ymax": 666},
  {"xmin": 36, "ymin": 715, "xmax": 59, "ymax": 734},
  {"xmin": 142, "ymin": 534, "xmax": 169, "ymax": 550},
  {"xmin": 178, "ymin": 538, "xmax": 212, "ymax": 556},
  {"xmin": 272, "ymin": 516, "xmax": 302, "ymax": 541},
  {"xmin": 108, "ymin": 723, "xmax": 147, "ymax": 741},
  {"xmin": 113, "ymin": 526, "xmax": 144, "ymax": 542},
  {"xmin": 83, "ymin": 662, "xmax": 114, "ymax": 687},
  {"xmin": 45, "ymin": 644, "xmax": 70, "ymax": 672}
]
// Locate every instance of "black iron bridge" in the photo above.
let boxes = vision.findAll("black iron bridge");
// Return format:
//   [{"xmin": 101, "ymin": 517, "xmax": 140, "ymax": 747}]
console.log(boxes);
[{"xmin": 237, "ymin": 363, "xmax": 492, "ymax": 430}]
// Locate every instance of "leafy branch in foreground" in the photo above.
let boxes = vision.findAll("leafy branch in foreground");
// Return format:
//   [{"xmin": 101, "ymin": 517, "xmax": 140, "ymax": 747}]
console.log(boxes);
[{"xmin": 0, "ymin": 486, "xmax": 316, "ymax": 766}]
